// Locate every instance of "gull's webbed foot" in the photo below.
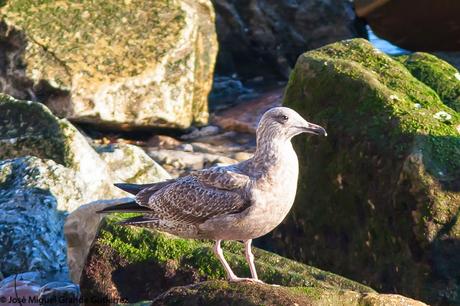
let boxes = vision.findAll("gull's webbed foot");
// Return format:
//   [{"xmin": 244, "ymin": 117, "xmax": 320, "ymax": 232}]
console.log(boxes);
[{"xmin": 228, "ymin": 276, "xmax": 264, "ymax": 284}]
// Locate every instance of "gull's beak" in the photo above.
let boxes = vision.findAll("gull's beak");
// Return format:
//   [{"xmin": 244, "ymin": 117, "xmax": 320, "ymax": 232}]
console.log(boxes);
[{"xmin": 301, "ymin": 122, "xmax": 327, "ymax": 136}]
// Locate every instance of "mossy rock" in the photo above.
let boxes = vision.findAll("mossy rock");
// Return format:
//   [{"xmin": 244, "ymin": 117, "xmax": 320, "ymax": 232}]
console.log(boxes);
[
  {"xmin": 152, "ymin": 281, "xmax": 426, "ymax": 306},
  {"xmin": 0, "ymin": 0, "xmax": 217, "ymax": 129},
  {"xmin": 0, "ymin": 93, "xmax": 121, "ymax": 199},
  {"xmin": 0, "ymin": 93, "xmax": 73, "ymax": 166},
  {"xmin": 260, "ymin": 38, "xmax": 460, "ymax": 305},
  {"xmin": 398, "ymin": 52, "xmax": 460, "ymax": 112},
  {"xmin": 79, "ymin": 214, "xmax": 379, "ymax": 304}
]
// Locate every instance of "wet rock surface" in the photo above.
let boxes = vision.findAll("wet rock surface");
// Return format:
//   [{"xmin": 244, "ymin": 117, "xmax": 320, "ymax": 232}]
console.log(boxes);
[
  {"xmin": 261, "ymin": 38, "xmax": 460, "ymax": 305},
  {"xmin": 209, "ymin": 76, "xmax": 256, "ymax": 111},
  {"xmin": 0, "ymin": 157, "xmax": 89, "ymax": 276}
]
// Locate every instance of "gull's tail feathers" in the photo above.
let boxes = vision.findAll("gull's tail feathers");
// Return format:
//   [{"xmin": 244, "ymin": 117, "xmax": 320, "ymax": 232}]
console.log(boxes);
[
  {"xmin": 96, "ymin": 199, "xmax": 152, "ymax": 214},
  {"xmin": 116, "ymin": 215, "xmax": 159, "ymax": 227}
]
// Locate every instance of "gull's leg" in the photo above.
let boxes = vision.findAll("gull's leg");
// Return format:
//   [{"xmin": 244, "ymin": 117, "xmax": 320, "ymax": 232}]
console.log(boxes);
[
  {"xmin": 244, "ymin": 239, "xmax": 262, "ymax": 282},
  {"xmin": 213, "ymin": 240, "xmax": 259, "ymax": 283},
  {"xmin": 244, "ymin": 239, "xmax": 258, "ymax": 280},
  {"xmin": 213, "ymin": 239, "xmax": 239, "ymax": 281}
]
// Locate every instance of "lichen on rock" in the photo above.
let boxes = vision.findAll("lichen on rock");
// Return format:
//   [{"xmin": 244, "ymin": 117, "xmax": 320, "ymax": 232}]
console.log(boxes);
[
  {"xmin": 0, "ymin": 0, "xmax": 217, "ymax": 129},
  {"xmin": 260, "ymin": 38, "xmax": 460, "ymax": 305}
]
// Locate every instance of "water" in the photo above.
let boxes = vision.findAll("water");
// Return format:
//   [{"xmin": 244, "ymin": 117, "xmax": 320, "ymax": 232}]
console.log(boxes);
[{"xmin": 367, "ymin": 25, "xmax": 410, "ymax": 55}]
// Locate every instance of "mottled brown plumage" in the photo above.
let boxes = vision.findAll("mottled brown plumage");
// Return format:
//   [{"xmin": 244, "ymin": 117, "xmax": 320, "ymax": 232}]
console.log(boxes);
[{"xmin": 100, "ymin": 107, "xmax": 326, "ymax": 283}]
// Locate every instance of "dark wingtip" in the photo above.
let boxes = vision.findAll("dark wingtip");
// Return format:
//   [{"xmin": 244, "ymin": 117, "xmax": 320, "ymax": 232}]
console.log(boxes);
[{"xmin": 114, "ymin": 183, "xmax": 144, "ymax": 195}]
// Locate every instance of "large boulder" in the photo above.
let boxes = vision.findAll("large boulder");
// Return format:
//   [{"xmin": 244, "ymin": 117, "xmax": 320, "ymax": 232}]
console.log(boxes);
[
  {"xmin": 0, "ymin": 0, "xmax": 217, "ymax": 129},
  {"xmin": 76, "ymin": 214, "xmax": 425, "ymax": 305},
  {"xmin": 212, "ymin": 0, "xmax": 364, "ymax": 79},
  {"xmin": 262, "ymin": 39, "xmax": 460, "ymax": 305}
]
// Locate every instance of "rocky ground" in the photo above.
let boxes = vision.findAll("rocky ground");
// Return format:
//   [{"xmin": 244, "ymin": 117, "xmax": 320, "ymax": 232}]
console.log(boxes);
[{"xmin": 0, "ymin": 1, "xmax": 459, "ymax": 306}]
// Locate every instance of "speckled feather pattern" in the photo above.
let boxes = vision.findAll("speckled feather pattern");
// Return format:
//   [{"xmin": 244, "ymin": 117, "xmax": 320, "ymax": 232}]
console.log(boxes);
[{"xmin": 117, "ymin": 107, "xmax": 320, "ymax": 240}]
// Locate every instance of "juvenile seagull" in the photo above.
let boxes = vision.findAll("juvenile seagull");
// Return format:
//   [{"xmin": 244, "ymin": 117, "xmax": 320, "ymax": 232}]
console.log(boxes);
[{"xmin": 99, "ymin": 107, "xmax": 326, "ymax": 283}]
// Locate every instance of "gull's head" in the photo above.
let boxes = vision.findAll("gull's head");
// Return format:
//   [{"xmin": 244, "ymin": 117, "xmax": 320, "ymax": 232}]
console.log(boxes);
[{"xmin": 257, "ymin": 107, "xmax": 327, "ymax": 140}]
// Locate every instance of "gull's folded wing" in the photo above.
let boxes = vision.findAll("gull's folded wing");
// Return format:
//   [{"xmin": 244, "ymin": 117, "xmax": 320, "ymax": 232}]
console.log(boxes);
[{"xmin": 133, "ymin": 168, "xmax": 252, "ymax": 225}]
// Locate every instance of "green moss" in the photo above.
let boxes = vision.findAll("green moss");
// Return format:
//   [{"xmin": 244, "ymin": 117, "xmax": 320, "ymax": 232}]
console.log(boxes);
[
  {"xmin": 97, "ymin": 214, "xmax": 374, "ymax": 293},
  {"xmin": 99, "ymin": 214, "xmax": 199, "ymax": 264},
  {"xmin": 0, "ymin": 94, "xmax": 73, "ymax": 167},
  {"xmin": 286, "ymin": 39, "xmax": 460, "ymax": 177},
  {"xmin": 397, "ymin": 52, "xmax": 460, "ymax": 112}
]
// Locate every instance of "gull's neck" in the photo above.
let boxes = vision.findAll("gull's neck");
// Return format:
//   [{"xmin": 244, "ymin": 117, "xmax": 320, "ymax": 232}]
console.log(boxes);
[{"xmin": 251, "ymin": 132, "xmax": 296, "ymax": 174}]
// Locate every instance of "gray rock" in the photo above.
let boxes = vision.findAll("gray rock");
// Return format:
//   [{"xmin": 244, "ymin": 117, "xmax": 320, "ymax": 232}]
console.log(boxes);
[
  {"xmin": 176, "ymin": 143, "xmax": 194, "ymax": 152},
  {"xmin": 0, "ymin": 271, "xmax": 68, "ymax": 288},
  {"xmin": 0, "ymin": 157, "xmax": 83, "ymax": 276},
  {"xmin": 181, "ymin": 125, "xmax": 221, "ymax": 140},
  {"xmin": 209, "ymin": 75, "xmax": 255, "ymax": 111},
  {"xmin": 97, "ymin": 143, "xmax": 170, "ymax": 184},
  {"xmin": 65, "ymin": 146, "xmax": 171, "ymax": 284}
]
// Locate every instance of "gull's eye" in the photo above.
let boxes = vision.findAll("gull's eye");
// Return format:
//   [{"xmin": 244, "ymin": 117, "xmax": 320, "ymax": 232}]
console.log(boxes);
[{"xmin": 275, "ymin": 114, "xmax": 289, "ymax": 124}]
